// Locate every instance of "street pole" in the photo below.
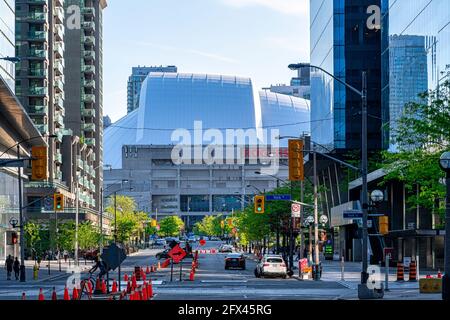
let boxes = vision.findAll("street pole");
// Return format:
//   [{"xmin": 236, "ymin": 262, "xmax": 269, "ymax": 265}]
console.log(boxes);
[
  {"xmin": 361, "ymin": 71, "xmax": 369, "ymax": 286},
  {"xmin": 443, "ymin": 171, "xmax": 450, "ymax": 301},
  {"xmin": 114, "ymin": 191, "xmax": 121, "ymax": 291},
  {"xmin": 18, "ymin": 145, "xmax": 26, "ymax": 282},
  {"xmin": 300, "ymin": 180, "xmax": 304, "ymax": 260},
  {"xmin": 99, "ymin": 187, "xmax": 103, "ymax": 254},
  {"xmin": 313, "ymin": 148, "xmax": 320, "ymax": 278},
  {"xmin": 75, "ymin": 185, "xmax": 79, "ymax": 266}
]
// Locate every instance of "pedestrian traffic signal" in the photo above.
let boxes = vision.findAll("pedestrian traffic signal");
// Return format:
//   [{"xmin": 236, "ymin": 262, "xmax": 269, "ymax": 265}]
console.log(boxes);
[
  {"xmin": 54, "ymin": 193, "xmax": 64, "ymax": 211},
  {"xmin": 254, "ymin": 195, "xmax": 265, "ymax": 214},
  {"xmin": 288, "ymin": 139, "xmax": 304, "ymax": 181},
  {"xmin": 31, "ymin": 146, "xmax": 48, "ymax": 181},
  {"xmin": 6, "ymin": 231, "xmax": 18, "ymax": 245},
  {"xmin": 12, "ymin": 232, "xmax": 18, "ymax": 244}
]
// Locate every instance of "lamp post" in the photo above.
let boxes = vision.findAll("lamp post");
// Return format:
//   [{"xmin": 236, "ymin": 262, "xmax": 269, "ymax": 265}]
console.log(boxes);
[
  {"xmin": 289, "ymin": 63, "xmax": 376, "ymax": 298},
  {"xmin": 439, "ymin": 151, "xmax": 450, "ymax": 301}
]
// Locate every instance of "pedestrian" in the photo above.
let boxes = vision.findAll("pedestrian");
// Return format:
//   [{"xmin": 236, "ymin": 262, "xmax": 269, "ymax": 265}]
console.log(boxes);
[
  {"xmin": 13, "ymin": 257, "xmax": 20, "ymax": 280},
  {"xmin": 5, "ymin": 255, "xmax": 13, "ymax": 280},
  {"xmin": 63, "ymin": 250, "xmax": 68, "ymax": 263}
]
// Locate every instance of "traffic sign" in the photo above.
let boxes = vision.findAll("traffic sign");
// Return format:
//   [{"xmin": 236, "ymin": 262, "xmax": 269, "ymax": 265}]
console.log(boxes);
[
  {"xmin": 343, "ymin": 210, "xmax": 363, "ymax": 219},
  {"xmin": 266, "ymin": 195, "xmax": 292, "ymax": 201},
  {"xmin": 168, "ymin": 244, "xmax": 187, "ymax": 263},
  {"xmin": 199, "ymin": 239, "xmax": 206, "ymax": 246},
  {"xmin": 291, "ymin": 203, "xmax": 301, "ymax": 218},
  {"xmin": 44, "ymin": 196, "xmax": 54, "ymax": 211},
  {"xmin": 319, "ymin": 215, "xmax": 329, "ymax": 225},
  {"xmin": 384, "ymin": 247, "xmax": 393, "ymax": 259},
  {"xmin": 101, "ymin": 243, "xmax": 127, "ymax": 271}
]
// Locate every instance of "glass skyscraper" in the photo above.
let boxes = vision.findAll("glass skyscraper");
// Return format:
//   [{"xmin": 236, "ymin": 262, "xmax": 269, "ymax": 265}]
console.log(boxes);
[
  {"xmin": 381, "ymin": 0, "xmax": 450, "ymax": 149},
  {"xmin": 310, "ymin": 0, "xmax": 382, "ymax": 151},
  {"xmin": 0, "ymin": 0, "xmax": 15, "ymax": 91}
]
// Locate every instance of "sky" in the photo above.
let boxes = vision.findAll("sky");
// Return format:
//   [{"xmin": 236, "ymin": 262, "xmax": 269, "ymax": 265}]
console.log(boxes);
[{"xmin": 103, "ymin": 0, "xmax": 310, "ymax": 122}]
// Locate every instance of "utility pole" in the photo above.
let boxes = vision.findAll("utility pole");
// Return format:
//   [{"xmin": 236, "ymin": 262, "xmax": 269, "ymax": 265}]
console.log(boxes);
[
  {"xmin": 74, "ymin": 185, "xmax": 79, "ymax": 266},
  {"xmin": 18, "ymin": 145, "xmax": 26, "ymax": 282},
  {"xmin": 361, "ymin": 71, "xmax": 369, "ymax": 285},
  {"xmin": 313, "ymin": 150, "xmax": 320, "ymax": 276}
]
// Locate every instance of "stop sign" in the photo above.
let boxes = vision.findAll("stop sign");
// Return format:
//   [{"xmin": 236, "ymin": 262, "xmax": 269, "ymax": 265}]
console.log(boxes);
[{"xmin": 199, "ymin": 239, "xmax": 206, "ymax": 246}]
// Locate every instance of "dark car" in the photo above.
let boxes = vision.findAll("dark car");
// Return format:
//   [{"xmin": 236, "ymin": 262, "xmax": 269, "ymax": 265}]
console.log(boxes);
[
  {"xmin": 225, "ymin": 253, "xmax": 246, "ymax": 270},
  {"xmin": 156, "ymin": 249, "xmax": 170, "ymax": 260}
]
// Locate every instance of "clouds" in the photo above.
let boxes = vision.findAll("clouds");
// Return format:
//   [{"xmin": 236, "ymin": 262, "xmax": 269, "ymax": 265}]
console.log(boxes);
[
  {"xmin": 221, "ymin": 0, "xmax": 309, "ymax": 16},
  {"xmin": 136, "ymin": 41, "xmax": 239, "ymax": 64}
]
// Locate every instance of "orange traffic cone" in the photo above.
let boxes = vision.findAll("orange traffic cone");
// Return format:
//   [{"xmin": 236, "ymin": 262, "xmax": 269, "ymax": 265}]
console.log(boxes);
[
  {"xmin": 95, "ymin": 278, "xmax": 102, "ymax": 294},
  {"xmin": 101, "ymin": 280, "xmax": 107, "ymax": 294},
  {"xmin": 142, "ymin": 272, "xmax": 146, "ymax": 281},
  {"xmin": 142, "ymin": 282, "xmax": 148, "ymax": 300},
  {"xmin": 124, "ymin": 274, "xmax": 129, "ymax": 282},
  {"xmin": 51, "ymin": 287, "xmax": 57, "ymax": 301},
  {"xmin": 72, "ymin": 286, "xmax": 79, "ymax": 300},
  {"xmin": 190, "ymin": 269, "xmax": 195, "ymax": 281},
  {"xmin": 147, "ymin": 281, "xmax": 153, "ymax": 298},
  {"xmin": 146, "ymin": 266, "xmax": 150, "ymax": 274},
  {"xmin": 63, "ymin": 286, "xmax": 70, "ymax": 300},
  {"xmin": 157, "ymin": 261, "xmax": 161, "ymax": 270},
  {"xmin": 22, "ymin": 292, "xmax": 26, "ymax": 300},
  {"xmin": 129, "ymin": 290, "xmax": 134, "ymax": 301},
  {"xmin": 87, "ymin": 281, "xmax": 93, "ymax": 296},
  {"xmin": 112, "ymin": 279, "xmax": 118, "ymax": 293},
  {"xmin": 126, "ymin": 280, "xmax": 132, "ymax": 293},
  {"xmin": 38, "ymin": 288, "xmax": 45, "ymax": 301},
  {"xmin": 131, "ymin": 274, "xmax": 137, "ymax": 290},
  {"xmin": 438, "ymin": 270, "xmax": 442, "ymax": 279}
]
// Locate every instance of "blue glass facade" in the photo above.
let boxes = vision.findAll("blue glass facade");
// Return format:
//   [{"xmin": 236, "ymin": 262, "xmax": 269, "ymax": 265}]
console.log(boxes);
[
  {"xmin": 310, "ymin": 0, "xmax": 382, "ymax": 151},
  {"xmin": 381, "ymin": 0, "xmax": 450, "ymax": 149},
  {"xmin": 0, "ymin": 0, "xmax": 15, "ymax": 91},
  {"xmin": 104, "ymin": 73, "xmax": 311, "ymax": 169}
]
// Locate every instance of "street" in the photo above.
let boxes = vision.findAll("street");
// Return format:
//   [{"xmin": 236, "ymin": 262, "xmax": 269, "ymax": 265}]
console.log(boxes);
[{"xmin": 0, "ymin": 241, "xmax": 440, "ymax": 301}]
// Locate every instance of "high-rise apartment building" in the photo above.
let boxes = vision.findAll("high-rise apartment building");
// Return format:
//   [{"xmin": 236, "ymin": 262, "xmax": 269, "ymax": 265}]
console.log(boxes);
[
  {"xmin": 63, "ymin": 0, "xmax": 107, "ymax": 215},
  {"xmin": 15, "ymin": 0, "xmax": 73, "ymax": 206},
  {"xmin": 0, "ymin": 0, "xmax": 15, "ymax": 91},
  {"xmin": 127, "ymin": 65, "xmax": 177, "ymax": 113},
  {"xmin": 15, "ymin": 0, "xmax": 108, "ymax": 225},
  {"xmin": 310, "ymin": 0, "xmax": 383, "ymax": 152}
]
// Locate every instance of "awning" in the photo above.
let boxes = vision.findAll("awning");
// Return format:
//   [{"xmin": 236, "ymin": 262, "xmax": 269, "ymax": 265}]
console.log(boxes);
[{"xmin": 387, "ymin": 229, "xmax": 445, "ymax": 238}]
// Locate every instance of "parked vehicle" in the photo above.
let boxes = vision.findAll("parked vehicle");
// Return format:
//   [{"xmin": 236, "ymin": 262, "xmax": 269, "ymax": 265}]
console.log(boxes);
[
  {"xmin": 219, "ymin": 244, "xmax": 234, "ymax": 253},
  {"xmin": 188, "ymin": 236, "xmax": 197, "ymax": 243},
  {"xmin": 224, "ymin": 253, "xmax": 246, "ymax": 270},
  {"xmin": 255, "ymin": 255, "xmax": 287, "ymax": 279},
  {"xmin": 154, "ymin": 239, "xmax": 167, "ymax": 247},
  {"xmin": 156, "ymin": 249, "xmax": 170, "ymax": 260}
]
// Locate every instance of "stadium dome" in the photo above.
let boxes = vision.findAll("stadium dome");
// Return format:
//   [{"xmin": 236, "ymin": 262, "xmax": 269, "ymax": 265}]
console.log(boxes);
[{"xmin": 104, "ymin": 73, "xmax": 310, "ymax": 168}]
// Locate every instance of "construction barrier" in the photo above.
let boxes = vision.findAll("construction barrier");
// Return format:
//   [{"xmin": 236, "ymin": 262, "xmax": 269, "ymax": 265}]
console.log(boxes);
[
  {"xmin": 396, "ymin": 262, "xmax": 404, "ymax": 281},
  {"xmin": 409, "ymin": 261, "xmax": 417, "ymax": 281},
  {"xmin": 420, "ymin": 278, "xmax": 442, "ymax": 293}
]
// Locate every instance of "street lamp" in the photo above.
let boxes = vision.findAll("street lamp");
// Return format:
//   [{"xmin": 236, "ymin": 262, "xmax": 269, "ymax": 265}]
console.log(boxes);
[
  {"xmin": 289, "ymin": 63, "xmax": 377, "ymax": 298},
  {"xmin": 0, "ymin": 56, "xmax": 21, "ymax": 63},
  {"xmin": 439, "ymin": 151, "xmax": 450, "ymax": 301}
]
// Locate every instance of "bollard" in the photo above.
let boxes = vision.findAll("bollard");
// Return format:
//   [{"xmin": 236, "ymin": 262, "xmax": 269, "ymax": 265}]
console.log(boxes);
[
  {"xmin": 385, "ymin": 255, "xmax": 390, "ymax": 291},
  {"xmin": 409, "ymin": 261, "xmax": 417, "ymax": 281},
  {"xmin": 33, "ymin": 264, "xmax": 39, "ymax": 280},
  {"xmin": 340, "ymin": 256, "xmax": 345, "ymax": 281}
]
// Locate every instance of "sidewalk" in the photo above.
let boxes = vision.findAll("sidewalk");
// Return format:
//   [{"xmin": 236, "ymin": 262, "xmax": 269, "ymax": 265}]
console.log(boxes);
[{"xmin": 0, "ymin": 259, "xmax": 95, "ymax": 286}]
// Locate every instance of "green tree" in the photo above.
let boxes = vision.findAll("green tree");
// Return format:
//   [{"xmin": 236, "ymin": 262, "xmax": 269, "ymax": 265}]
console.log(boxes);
[
  {"xmin": 158, "ymin": 216, "xmax": 184, "ymax": 237},
  {"xmin": 78, "ymin": 222, "xmax": 100, "ymax": 250}
]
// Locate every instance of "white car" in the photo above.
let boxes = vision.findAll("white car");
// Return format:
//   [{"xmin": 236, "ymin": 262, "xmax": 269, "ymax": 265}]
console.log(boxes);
[{"xmin": 255, "ymin": 255, "xmax": 287, "ymax": 279}]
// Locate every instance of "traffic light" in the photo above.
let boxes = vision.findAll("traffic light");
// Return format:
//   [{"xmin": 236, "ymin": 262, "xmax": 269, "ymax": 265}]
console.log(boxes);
[
  {"xmin": 288, "ymin": 139, "xmax": 304, "ymax": 181},
  {"xmin": 54, "ymin": 193, "xmax": 64, "ymax": 211},
  {"xmin": 221, "ymin": 220, "xmax": 225, "ymax": 229},
  {"xmin": 31, "ymin": 146, "xmax": 48, "ymax": 181},
  {"xmin": 254, "ymin": 195, "xmax": 265, "ymax": 214},
  {"xmin": 6, "ymin": 231, "xmax": 18, "ymax": 245},
  {"xmin": 151, "ymin": 219, "xmax": 157, "ymax": 228},
  {"xmin": 379, "ymin": 216, "xmax": 389, "ymax": 235}
]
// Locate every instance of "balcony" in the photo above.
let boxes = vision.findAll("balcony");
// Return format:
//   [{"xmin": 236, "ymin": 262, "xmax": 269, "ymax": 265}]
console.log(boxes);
[
  {"xmin": 54, "ymin": 59, "xmax": 64, "ymax": 76},
  {"xmin": 82, "ymin": 7, "xmax": 95, "ymax": 17},
  {"xmin": 82, "ymin": 65, "xmax": 95, "ymax": 75},
  {"xmin": 28, "ymin": 31, "xmax": 47, "ymax": 41},
  {"xmin": 85, "ymin": 138, "xmax": 96, "ymax": 147},
  {"xmin": 55, "ymin": 130, "xmax": 64, "ymax": 143},
  {"xmin": 55, "ymin": 170, "xmax": 63, "ymax": 181},
  {"xmin": 81, "ymin": 108, "xmax": 96, "ymax": 117},
  {"xmin": 28, "ymin": 104, "xmax": 48, "ymax": 115},
  {"xmin": 55, "ymin": 153, "xmax": 62, "ymax": 164},
  {"xmin": 29, "ymin": 86, "xmax": 48, "ymax": 96},
  {"xmin": 29, "ymin": 48, "xmax": 47, "ymax": 59},
  {"xmin": 82, "ymin": 21, "xmax": 95, "ymax": 31},
  {"xmin": 35, "ymin": 124, "xmax": 48, "ymax": 134},
  {"xmin": 54, "ymin": 23, "xmax": 64, "ymax": 41},
  {"xmin": 54, "ymin": 94, "xmax": 64, "ymax": 110},
  {"xmin": 27, "ymin": 11, "xmax": 47, "ymax": 22},
  {"xmin": 54, "ymin": 113, "xmax": 64, "ymax": 127},
  {"xmin": 28, "ymin": 68, "xmax": 47, "ymax": 78},
  {"xmin": 54, "ymin": 7, "xmax": 64, "ymax": 24},
  {"xmin": 82, "ymin": 79, "xmax": 95, "ymax": 89},
  {"xmin": 83, "ymin": 36, "xmax": 95, "ymax": 46},
  {"xmin": 82, "ymin": 93, "xmax": 96, "ymax": 104},
  {"xmin": 83, "ymin": 50, "xmax": 95, "ymax": 61},
  {"xmin": 77, "ymin": 158, "xmax": 84, "ymax": 170},
  {"xmin": 54, "ymin": 77, "xmax": 64, "ymax": 93},
  {"xmin": 54, "ymin": 41, "xmax": 64, "ymax": 58},
  {"xmin": 83, "ymin": 123, "xmax": 96, "ymax": 132}
]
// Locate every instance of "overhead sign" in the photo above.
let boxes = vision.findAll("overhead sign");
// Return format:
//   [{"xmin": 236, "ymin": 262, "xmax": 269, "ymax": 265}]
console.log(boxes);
[
  {"xmin": 266, "ymin": 195, "xmax": 292, "ymax": 201},
  {"xmin": 291, "ymin": 203, "xmax": 301, "ymax": 218},
  {"xmin": 168, "ymin": 244, "xmax": 187, "ymax": 263},
  {"xmin": 101, "ymin": 243, "xmax": 127, "ymax": 271},
  {"xmin": 343, "ymin": 210, "xmax": 363, "ymax": 219}
]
